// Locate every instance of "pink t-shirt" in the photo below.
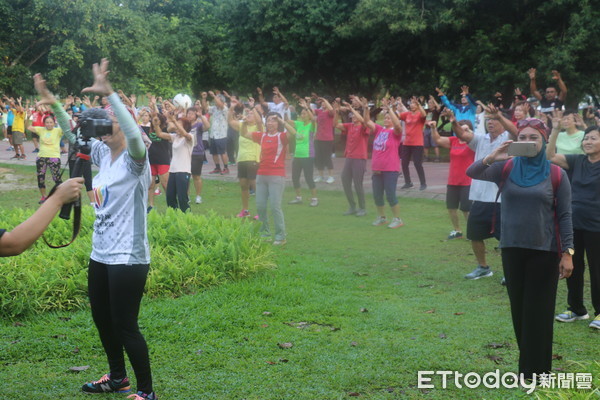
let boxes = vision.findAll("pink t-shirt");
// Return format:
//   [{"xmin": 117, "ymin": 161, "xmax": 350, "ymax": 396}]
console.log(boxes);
[
  {"xmin": 341, "ymin": 123, "xmax": 370, "ymax": 159},
  {"xmin": 371, "ymin": 124, "xmax": 401, "ymax": 172},
  {"xmin": 315, "ymin": 108, "xmax": 334, "ymax": 141},
  {"xmin": 252, "ymin": 131, "xmax": 288, "ymax": 176},
  {"xmin": 400, "ymin": 111, "xmax": 426, "ymax": 146}
]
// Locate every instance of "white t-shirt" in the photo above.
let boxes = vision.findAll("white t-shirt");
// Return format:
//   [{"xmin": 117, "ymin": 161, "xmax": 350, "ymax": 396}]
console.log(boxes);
[
  {"xmin": 90, "ymin": 140, "xmax": 151, "ymax": 265},
  {"xmin": 268, "ymin": 102, "xmax": 290, "ymax": 119},
  {"xmin": 169, "ymin": 133, "xmax": 195, "ymax": 173},
  {"xmin": 468, "ymin": 130, "xmax": 510, "ymax": 202}
]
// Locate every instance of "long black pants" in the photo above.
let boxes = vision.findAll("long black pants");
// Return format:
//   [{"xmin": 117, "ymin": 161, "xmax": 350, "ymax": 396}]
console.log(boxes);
[
  {"xmin": 166, "ymin": 172, "xmax": 191, "ymax": 212},
  {"xmin": 567, "ymin": 229, "xmax": 600, "ymax": 316},
  {"xmin": 291, "ymin": 157, "xmax": 315, "ymax": 190},
  {"xmin": 501, "ymin": 248, "xmax": 559, "ymax": 380},
  {"xmin": 401, "ymin": 145, "xmax": 426, "ymax": 185},
  {"xmin": 88, "ymin": 260, "xmax": 153, "ymax": 394}
]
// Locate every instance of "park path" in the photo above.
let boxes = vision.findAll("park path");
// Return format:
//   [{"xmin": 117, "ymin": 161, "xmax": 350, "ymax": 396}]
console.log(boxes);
[{"xmin": 0, "ymin": 139, "xmax": 450, "ymax": 200}]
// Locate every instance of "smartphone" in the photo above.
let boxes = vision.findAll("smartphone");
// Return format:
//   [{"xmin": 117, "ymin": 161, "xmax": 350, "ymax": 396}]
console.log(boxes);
[{"xmin": 508, "ymin": 141, "xmax": 538, "ymax": 157}]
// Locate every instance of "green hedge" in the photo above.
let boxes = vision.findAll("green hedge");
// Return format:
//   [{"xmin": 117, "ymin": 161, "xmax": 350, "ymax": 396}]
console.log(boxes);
[{"xmin": 0, "ymin": 207, "xmax": 275, "ymax": 318}]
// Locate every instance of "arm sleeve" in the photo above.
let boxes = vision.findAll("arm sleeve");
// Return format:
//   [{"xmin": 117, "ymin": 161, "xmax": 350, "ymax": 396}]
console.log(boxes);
[
  {"xmin": 466, "ymin": 159, "xmax": 504, "ymax": 183},
  {"xmin": 556, "ymin": 169, "xmax": 573, "ymax": 250},
  {"xmin": 107, "ymin": 93, "xmax": 146, "ymax": 160},
  {"xmin": 440, "ymin": 96, "xmax": 456, "ymax": 113},
  {"xmin": 466, "ymin": 94, "xmax": 477, "ymax": 110},
  {"xmin": 50, "ymin": 102, "xmax": 76, "ymax": 144}
]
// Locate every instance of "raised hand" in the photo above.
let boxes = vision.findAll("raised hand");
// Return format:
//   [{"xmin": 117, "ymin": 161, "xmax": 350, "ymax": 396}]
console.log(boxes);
[
  {"xmin": 551, "ymin": 70, "xmax": 562, "ymax": 81},
  {"xmin": 551, "ymin": 109, "xmax": 563, "ymax": 128},
  {"xmin": 33, "ymin": 73, "xmax": 58, "ymax": 105},
  {"xmin": 528, "ymin": 68, "xmax": 536, "ymax": 80},
  {"xmin": 460, "ymin": 86, "xmax": 469, "ymax": 96},
  {"xmin": 81, "ymin": 58, "xmax": 114, "ymax": 96},
  {"xmin": 435, "ymin": 87, "xmax": 444, "ymax": 96},
  {"xmin": 514, "ymin": 87, "xmax": 522, "ymax": 96}
]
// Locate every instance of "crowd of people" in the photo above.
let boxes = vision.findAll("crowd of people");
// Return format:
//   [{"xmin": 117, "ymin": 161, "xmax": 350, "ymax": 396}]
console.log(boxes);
[{"xmin": 2, "ymin": 64, "xmax": 600, "ymax": 392}]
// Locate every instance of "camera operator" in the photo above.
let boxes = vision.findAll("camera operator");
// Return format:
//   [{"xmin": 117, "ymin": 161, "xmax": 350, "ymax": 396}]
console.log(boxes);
[
  {"xmin": 0, "ymin": 178, "xmax": 83, "ymax": 256},
  {"xmin": 33, "ymin": 60, "xmax": 157, "ymax": 400}
]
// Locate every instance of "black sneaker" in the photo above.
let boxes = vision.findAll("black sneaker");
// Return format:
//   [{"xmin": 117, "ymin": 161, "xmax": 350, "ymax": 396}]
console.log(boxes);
[
  {"xmin": 401, "ymin": 183, "xmax": 413, "ymax": 189},
  {"xmin": 82, "ymin": 373, "xmax": 131, "ymax": 394}
]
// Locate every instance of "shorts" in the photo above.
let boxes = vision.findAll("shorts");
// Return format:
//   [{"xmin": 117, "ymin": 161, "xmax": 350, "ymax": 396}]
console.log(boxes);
[
  {"xmin": 12, "ymin": 131, "xmax": 24, "ymax": 145},
  {"xmin": 31, "ymin": 132, "xmax": 40, "ymax": 140},
  {"xmin": 446, "ymin": 185, "xmax": 472, "ymax": 211},
  {"xmin": 191, "ymin": 154, "xmax": 204, "ymax": 176},
  {"xmin": 150, "ymin": 164, "xmax": 170, "ymax": 176},
  {"xmin": 7, "ymin": 125, "xmax": 13, "ymax": 136},
  {"xmin": 466, "ymin": 201, "xmax": 501, "ymax": 241},
  {"xmin": 423, "ymin": 127, "xmax": 438, "ymax": 148},
  {"xmin": 209, "ymin": 138, "xmax": 227, "ymax": 155},
  {"xmin": 237, "ymin": 161, "xmax": 259, "ymax": 180}
]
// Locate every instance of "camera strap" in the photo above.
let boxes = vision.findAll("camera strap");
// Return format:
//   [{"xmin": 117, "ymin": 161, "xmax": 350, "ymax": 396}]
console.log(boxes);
[{"xmin": 42, "ymin": 170, "xmax": 82, "ymax": 248}]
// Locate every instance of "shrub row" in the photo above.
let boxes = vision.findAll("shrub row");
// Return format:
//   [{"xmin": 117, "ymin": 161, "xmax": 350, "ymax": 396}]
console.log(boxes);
[{"xmin": 0, "ymin": 207, "xmax": 275, "ymax": 318}]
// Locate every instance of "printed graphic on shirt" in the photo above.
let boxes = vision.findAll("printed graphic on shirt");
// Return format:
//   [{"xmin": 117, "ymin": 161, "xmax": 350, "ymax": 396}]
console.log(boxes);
[
  {"xmin": 93, "ymin": 185, "xmax": 110, "ymax": 209},
  {"xmin": 373, "ymin": 131, "xmax": 390, "ymax": 152}
]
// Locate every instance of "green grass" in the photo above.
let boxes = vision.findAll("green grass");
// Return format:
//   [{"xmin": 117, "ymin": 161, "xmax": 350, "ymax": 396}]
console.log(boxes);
[{"xmin": 0, "ymin": 163, "xmax": 598, "ymax": 399}]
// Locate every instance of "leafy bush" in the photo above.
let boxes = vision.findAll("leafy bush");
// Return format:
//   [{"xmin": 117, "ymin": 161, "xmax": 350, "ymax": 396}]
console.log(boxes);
[{"xmin": 0, "ymin": 207, "xmax": 274, "ymax": 318}]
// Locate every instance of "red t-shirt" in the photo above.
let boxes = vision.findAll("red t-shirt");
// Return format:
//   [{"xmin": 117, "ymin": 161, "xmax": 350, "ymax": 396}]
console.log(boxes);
[
  {"xmin": 32, "ymin": 111, "xmax": 50, "ymax": 127},
  {"xmin": 341, "ymin": 123, "xmax": 370, "ymax": 159},
  {"xmin": 252, "ymin": 131, "xmax": 288, "ymax": 176},
  {"xmin": 400, "ymin": 111, "xmax": 426, "ymax": 146},
  {"xmin": 448, "ymin": 136, "xmax": 475, "ymax": 186},
  {"xmin": 315, "ymin": 108, "xmax": 334, "ymax": 141}
]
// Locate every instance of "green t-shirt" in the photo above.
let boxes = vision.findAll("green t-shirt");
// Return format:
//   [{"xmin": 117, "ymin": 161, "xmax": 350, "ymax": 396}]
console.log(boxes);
[
  {"xmin": 556, "ymin": 130, "xmax": 584, "ymax": 155},
  {"xmin": 294, "ymin": 120, "xmax": 314, "ymax": 158}
]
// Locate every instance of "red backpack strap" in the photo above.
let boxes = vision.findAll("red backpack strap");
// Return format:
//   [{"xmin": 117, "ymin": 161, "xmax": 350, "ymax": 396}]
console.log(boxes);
[{"xmin": 491, "ymin": 159, "xmax": 513, "ymax": 234}]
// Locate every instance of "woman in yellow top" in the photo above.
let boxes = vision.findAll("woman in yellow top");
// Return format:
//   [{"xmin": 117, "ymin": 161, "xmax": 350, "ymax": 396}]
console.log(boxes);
[
  {"xmin": 27, "ymin": 114, "xmax": 64, "ymax": 203},
  {"xmin": 228, "ymin": 97, "xmax": 262, "ymax": 217}
]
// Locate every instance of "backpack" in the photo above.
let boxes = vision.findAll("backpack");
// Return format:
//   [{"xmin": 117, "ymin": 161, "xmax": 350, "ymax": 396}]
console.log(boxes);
[{"xmin": 492, "ymin": 159, "xmax": 564, "ymax": 255}]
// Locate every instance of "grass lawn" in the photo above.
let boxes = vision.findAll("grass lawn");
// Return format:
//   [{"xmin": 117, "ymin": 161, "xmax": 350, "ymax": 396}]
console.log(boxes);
[{"xmin": 0, "ymin": 163, "xmax": 598, "ymax": 399}]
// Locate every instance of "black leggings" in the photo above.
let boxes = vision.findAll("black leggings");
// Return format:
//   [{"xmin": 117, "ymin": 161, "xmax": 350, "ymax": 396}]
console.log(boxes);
[
  {"xmin": 401, "ymin": 145, "xmax": 426, "ymax": 185},
  {"xmin": 166, "ymin": 172, "xmax": 191, "ymax": 212},
  {"xmin": 291, "ymin": 158, "xmax": 315, "ymax": 189},
  {"xmin": 88, "ymin": 260, "xmax": 153, "ymax": 394},
  {"xmin": 567, "ymin": 229, "xmax": 600, "ymax": 316},
  {"xmin": 501, "ymin": 248, "xmax": 559, "ymax": 380}
]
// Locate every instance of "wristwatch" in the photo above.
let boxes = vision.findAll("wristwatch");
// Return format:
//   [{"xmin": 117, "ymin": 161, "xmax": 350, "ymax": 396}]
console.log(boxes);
[{"xmin": 564, "ymin": 248, "xmax": 575, "ymax": 256}]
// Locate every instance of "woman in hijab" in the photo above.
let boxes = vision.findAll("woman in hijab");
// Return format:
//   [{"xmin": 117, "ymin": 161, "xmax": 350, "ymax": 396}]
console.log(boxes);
[{"xmin": 466, "ymin": 118, "xmax": 573, "ymax": 381}]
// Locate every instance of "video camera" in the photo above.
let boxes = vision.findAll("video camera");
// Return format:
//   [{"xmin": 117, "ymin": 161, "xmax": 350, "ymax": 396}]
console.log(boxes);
[{"xmin": 79, "ymin": 117, "xmax": 113, "ymax": 139}]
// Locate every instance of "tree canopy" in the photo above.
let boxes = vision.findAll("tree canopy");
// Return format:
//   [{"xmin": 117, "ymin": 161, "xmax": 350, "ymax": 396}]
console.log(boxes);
[{"xmin": 0, "ymin": 0, "xmax": 598, "ymax": 107}]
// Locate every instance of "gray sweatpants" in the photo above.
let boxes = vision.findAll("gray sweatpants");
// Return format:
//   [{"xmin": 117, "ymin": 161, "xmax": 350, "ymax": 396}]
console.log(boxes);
[
  {"xmin": 256, "ymin": 175, "xmax": 286, "ymax": 241},
  {"xmin": 341, "ymin": 158, "xmax": 367, "ymax": 210}
]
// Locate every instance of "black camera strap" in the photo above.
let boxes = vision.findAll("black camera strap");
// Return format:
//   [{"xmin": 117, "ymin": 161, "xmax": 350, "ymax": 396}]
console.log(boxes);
[{"xmin": 42, "ymin": 169, "xmax": 82, "ymax": 248}]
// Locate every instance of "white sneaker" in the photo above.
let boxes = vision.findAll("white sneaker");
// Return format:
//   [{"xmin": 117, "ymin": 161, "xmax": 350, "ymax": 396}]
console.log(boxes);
[
  {"xmin": 195, "ymin": 195, "xmax": 202, "ymax": 204},
  {"xmin": 2, "ymin": 138, "xmax": 8, "ymax": 141},
  {"xmin": 326, "ymin": 176, "xmax": 335, "ymax": 184},
  {"xmin": 154, "ymin": 188, "xmax": 161, "ymax": 195},
  {"xmin": 310, "ymin": 198, "xmax": 319, "ymax": 207},
  {"xmin": 388, "ymin": 217, "xmax": 404, "ymax": 229},
  {"xmin": 372, "ymin": 216, "xmax": 387, "ymax": 226},
  {"xmin": 314, "ymin": 176, "xmax": 323, "ymax": 183}
]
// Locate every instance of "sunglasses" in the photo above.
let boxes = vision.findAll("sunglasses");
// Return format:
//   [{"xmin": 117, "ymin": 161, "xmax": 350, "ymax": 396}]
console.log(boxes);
[{"xmin": 517, "ymin": 118, "xmax": 548, "ymax": 138}]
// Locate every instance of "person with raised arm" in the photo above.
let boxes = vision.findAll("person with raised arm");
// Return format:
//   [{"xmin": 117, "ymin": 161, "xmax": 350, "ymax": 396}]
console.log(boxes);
[
  {"xmin": 364, "ymin": 99, "xmax": 404, "ymax": 228},
  {"xmin": 429, "ymin": 113, "xmax": 475, "ymax": 239},
  {"xmin": 398, "ymin": 96, "xmax": 427, "ymax": 190},
  {"xmin": 240, "ymin": 112, "xmax": 296, "ymax": 245},
  {"xmin": 547, "ymin": 123, "xmax": 600, "ymax": 330},
  {"xmin": 228, "ymin": 97, "xmax": 262, "ymax": 218},
  {"xmin": 336, "ymin": 96, "xmax": 371, "ymax": 216},
  {"xmin": 528, "ymin": 68, "xmax": 567, "ymax": 117},
  {"xmin": 467, "ymin": 117, "xmax": 573, "ymax": 381},
  {"xmin": 35, "ymin": 59, "xmax": 157, "ymax": 400}
]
